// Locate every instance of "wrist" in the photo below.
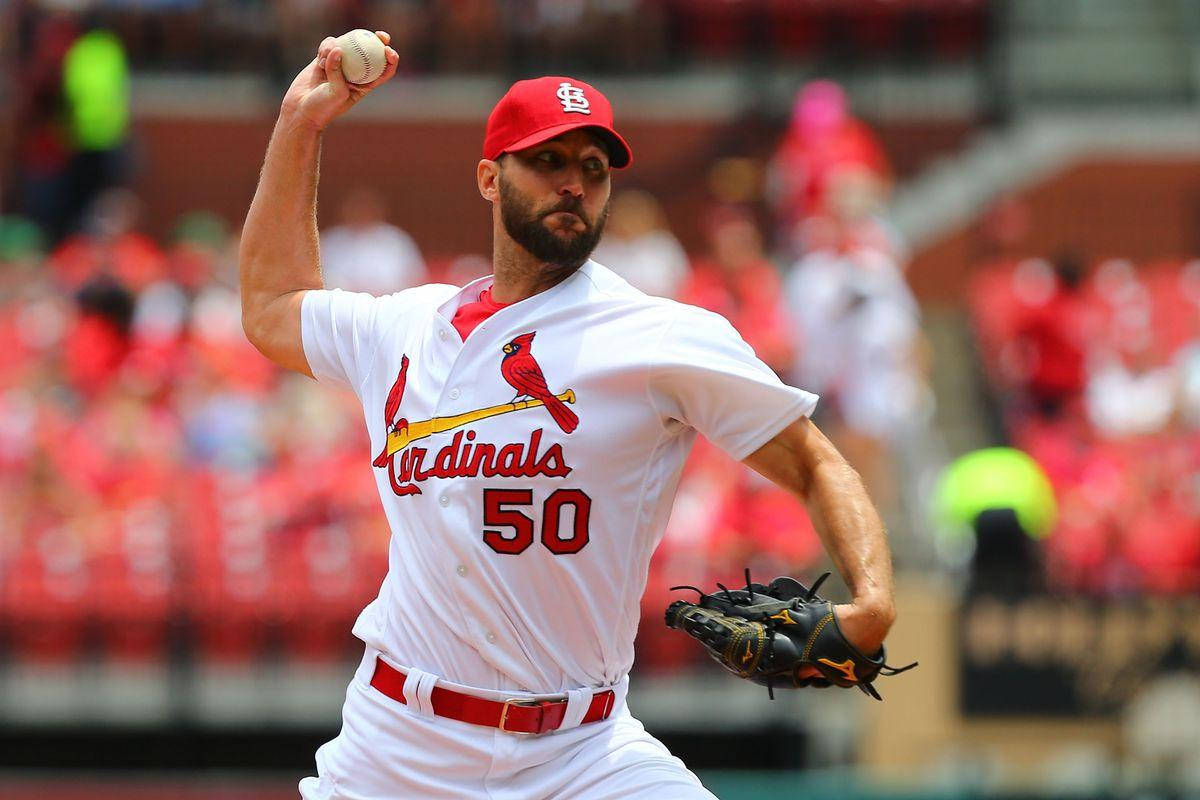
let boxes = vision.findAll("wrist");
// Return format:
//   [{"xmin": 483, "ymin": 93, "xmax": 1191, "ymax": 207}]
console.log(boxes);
[
  {"xmin": 853, "ymin": 593, "xmax": 896, "ymax": 626},
  {"xmin": 278, "ymin": 103, "xmax": 328, "ymax": 136},
  {"xmin": 834, "ymin": 601, "xmax": 894, "ymax": 656}
]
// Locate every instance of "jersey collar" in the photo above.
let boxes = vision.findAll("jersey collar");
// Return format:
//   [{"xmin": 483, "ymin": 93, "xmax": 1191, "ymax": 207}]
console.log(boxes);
[{"xmin": 436, "ymin": 261, "xmax": 595, "ymax": 322}]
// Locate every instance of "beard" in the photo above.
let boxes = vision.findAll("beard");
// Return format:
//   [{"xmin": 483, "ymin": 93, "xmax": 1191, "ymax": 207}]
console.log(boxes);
[{"xmin": 500, "ymin": 178, "xmax": 609, "ymax": 272}]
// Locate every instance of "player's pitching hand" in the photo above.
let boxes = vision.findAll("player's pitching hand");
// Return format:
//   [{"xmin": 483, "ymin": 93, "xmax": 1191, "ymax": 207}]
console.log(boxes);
[{"xmin": 281, "ymin": 31, "xmax": 399, "ymax": 131}]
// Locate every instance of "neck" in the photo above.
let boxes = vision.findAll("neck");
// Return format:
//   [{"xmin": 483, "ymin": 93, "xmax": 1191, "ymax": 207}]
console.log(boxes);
[{"xmin": 489, "ymin": 233, "xmax": 581, "ymax": 304}]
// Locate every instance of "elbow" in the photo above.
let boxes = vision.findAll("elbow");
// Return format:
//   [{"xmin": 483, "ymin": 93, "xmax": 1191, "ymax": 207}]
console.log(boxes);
[
  {"xmin": 239, "ymin": 284, "xmax": 261, "ymax": 346},
  {"xmin": 241, "ymin": 310, "xmax": 261, "ymax": 350},
  {"xmin": 240, "ymin": 297, "xmax": 270, "ymax": 354},
  {"xmin": 241, "ymin": 307, "xmax": 277, "ymax": 359},
  {"xmin": 870, "ymin": 600, "xmax": 897, "ymax": 631}
]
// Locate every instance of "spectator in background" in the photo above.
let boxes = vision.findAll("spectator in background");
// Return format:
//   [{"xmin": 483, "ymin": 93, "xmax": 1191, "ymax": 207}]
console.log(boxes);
[
  {"xmin": 934, "ymin": 447, "xmax": 1056, "ymax": 596},
  {"xmin": 319, "ymin": 186, "xmax": 427, "ymax": 296},
  {"xmin": 1177, "ymin": 341, "xmax": 1200, "ymax": 430},
  {"xmin": 1080, "ymin": 258, "xmax": 1175, "ymax": 438},
  {"xmin": 681, "ymin": 205, "xmax": 794, "ymax": 373},
  {"xmin": 1086, "ymin": 346, "xmax": 1177, "ymax": 438},
  {"xmin": 65, "ymin": 274, "xmax": 136, "ymax": 399},
  {"xmin": 11, "ymin": 12, "xmax": 79, "ymax": 240},
  {"xmin": 783, "ymin": 153, "xmax": 908, "ymax": 402},
  {"xmin": 48, "ymin": 188, "xmax": 165, "ymax": 293},
  {"xmin": 786, "ymin": 242, "xmax": 926, "ymax": 510},
  {"xmin": 59, "ymin": 18, "xmax": 132, "ymax": 242},
  {"xmin": 799, "ymin": 161, "xmax": 903, "ymax": 263},
  {"xmin": 766, "ymin": 80, "xmax": 892, "ymax": 258},
  {"xmin": 0, "ymin": 216, "xmax": 60, "ymax": 393},
  {"xmin": 591, "ymin": 189, "xmax": 688, "ymax": 298},
  {"xmin": 166, "ymin": 211, "xmax": 233, "ymax": 293},
  {"xmin": 777, "ymin": 95, "xmax": 924, "ymax": 511},
  {"xmin": 1005, "ymin": 253, "xmax": 1090, "ymax": 419}
]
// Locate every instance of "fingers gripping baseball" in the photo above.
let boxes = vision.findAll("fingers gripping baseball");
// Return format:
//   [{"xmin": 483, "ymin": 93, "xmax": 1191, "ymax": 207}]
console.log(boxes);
[{"xmin": 283, "ymin": 31, "xmax": 399, "ymax": 131}]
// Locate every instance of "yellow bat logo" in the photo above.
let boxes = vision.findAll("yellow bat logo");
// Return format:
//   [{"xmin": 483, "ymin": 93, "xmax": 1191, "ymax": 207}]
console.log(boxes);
[
  {"xmin": 817, "ymin": 658, "xmax": 859, "ymax": 683},
  {"xmin": 741, "ymin": 640, "xmax": 754, "ymax": 665},
  {"xmin": 386, "ymin": 389, "xmax": 576, "ymax": 456},
  {"xmin": 768, "ymin": 609, "xmax": 794, "ymax": 625}
]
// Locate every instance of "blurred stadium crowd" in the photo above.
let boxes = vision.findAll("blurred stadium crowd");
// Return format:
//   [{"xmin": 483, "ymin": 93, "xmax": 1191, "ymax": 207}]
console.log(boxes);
[
  {"xmin": 2, "ymin": 0, "xmax": 1199, "ymax": 678},
  {"xmin": 967, "ymin": 251, "xmax": 1200, "ymax": 595}
]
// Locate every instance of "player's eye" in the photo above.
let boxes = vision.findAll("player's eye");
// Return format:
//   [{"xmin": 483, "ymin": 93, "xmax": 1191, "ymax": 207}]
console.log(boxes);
[
  {"xmin": 537, "ymin": 151, "xmax": 561, "ymax": 167},
  {"xmin": 584, "ymin": 158, "xmax": 607, "ymax": 175}
]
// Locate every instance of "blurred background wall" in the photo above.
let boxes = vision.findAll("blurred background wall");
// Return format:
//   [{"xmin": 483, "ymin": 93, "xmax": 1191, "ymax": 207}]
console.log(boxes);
[{"xmin": 2, "ymin": 1, "xmax": 1200, "ymax": 798}]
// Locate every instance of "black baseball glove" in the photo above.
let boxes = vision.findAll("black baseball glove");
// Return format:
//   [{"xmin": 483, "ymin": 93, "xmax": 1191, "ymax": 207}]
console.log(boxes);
[{"xmin": 664, "ymin": 571, "xmax": 916, "ymax": 699}]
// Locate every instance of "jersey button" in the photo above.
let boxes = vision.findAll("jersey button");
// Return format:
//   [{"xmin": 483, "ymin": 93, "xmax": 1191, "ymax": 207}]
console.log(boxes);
[
  {"xmin": 456, "ymin": 564, "xmax": 468, "ymax": 576},
  {"xmin": 438, "ymin": 329, "xmax": 447, "ymax": 340},
  {"xmin": 449, "ymin": 388, "xmax": 460, "ymax": 400},
  {"xmin": 485, "ymin": 632, "xmax": 497, "ymax": 644},
  {"xmin": 439, "ymin": 494, "xmax": 450, "ymax": 507}
]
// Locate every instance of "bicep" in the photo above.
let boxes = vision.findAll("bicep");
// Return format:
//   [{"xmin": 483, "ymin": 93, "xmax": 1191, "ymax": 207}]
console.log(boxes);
[
  {"xmin": 741, "ymin": 415, "xmax": 841, "ymax": 499},
  {"xmin": 243, "ymin": 289, "xmax": 314, "ymax": 379}
]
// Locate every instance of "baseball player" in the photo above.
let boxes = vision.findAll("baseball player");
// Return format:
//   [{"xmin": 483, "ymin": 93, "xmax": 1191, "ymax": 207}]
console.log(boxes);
[{"xmin": 240, "ymin": 31, "xmax": 898, "ymax": 799}]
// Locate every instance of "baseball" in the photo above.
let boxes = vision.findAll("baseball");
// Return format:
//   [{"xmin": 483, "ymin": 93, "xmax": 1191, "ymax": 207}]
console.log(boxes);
[{"xmin": 336, "ymin": 29, "xmax": 386, "ymax": 84}]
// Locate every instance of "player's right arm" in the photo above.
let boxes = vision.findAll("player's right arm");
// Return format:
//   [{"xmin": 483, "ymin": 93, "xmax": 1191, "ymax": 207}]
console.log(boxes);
[{"xmin": 239, "ymin": 32, "xmax": 398, "ymax": 377}]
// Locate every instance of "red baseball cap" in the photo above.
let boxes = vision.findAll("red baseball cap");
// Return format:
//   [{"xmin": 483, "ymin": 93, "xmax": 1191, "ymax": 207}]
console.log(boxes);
[{"xmin": 483, "ymin": 76, "xmax": 633, "ymax": 169}]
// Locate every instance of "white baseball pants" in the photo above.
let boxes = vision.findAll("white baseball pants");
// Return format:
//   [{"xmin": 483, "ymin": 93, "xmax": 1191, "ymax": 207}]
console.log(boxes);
[{"xmin": 298, "ymin": 647, "xmax": 718, "ymax": 800}]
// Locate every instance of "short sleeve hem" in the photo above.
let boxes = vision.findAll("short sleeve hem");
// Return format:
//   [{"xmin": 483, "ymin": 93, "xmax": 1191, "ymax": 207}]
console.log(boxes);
[
  {"xmin": 724, "ymin": 390, "xmax": 819, "ymax": 462},
  {"xmin": 300, "ymin": 290, "xmax": 337, "ymax": 387}
]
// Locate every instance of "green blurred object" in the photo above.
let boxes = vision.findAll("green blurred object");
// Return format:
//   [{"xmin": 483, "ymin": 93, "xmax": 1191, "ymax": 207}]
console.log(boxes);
[
  {"xmin": 0, "ymin": 216, "xmax": 47, "ymax": 262},
  {"xmin": 62, "ymin": 30, "xmax": 130, "ymax": 151},
  {"xmin": 934, "ymin": 448, "xmax": 1057, "ymax": 541}
]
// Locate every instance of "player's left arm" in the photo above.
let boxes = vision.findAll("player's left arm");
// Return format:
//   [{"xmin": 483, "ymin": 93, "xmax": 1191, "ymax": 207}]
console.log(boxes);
[{"xmin": 742, "ymin": 416, "xmax": 896, "ymax": 654}]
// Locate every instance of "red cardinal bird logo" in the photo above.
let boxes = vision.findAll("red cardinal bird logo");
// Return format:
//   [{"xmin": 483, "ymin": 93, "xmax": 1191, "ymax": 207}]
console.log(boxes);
[
  {"xmin": 500, "ymin": 332, "xmax": 578, "ymax": 434},
  {"xmin": 373, "ymin": 355, "xmax": 410, "ymax": 467}
]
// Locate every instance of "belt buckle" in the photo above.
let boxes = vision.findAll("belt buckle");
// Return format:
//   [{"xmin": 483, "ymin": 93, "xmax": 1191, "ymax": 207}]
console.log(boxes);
[{"xmin": 499, "ymin": 698, "xmax": 547, "ymax": 735}]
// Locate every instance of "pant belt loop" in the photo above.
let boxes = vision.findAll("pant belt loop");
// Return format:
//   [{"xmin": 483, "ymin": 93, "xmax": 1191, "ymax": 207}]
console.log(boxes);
[
  {"xmin": 557, "ymin": 687, "xmax": 593, "ymax": 731},
  {"xmin": 402, "ymin": 668, "xmax": 438, "ymax": 718}
]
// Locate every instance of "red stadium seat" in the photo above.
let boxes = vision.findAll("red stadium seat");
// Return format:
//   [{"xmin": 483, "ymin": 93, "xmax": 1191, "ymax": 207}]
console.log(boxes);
[
  {"xmin": 276, "ymin": 526, "xmax": 374, "ymax": 662},
  {"xmin": 1, "ymin": 538, "xmax": 91, "ymax": 662},
  {"xmin": 182, "ymin": 471, "xmax": 281, "ymax": 662},
  {"xmin": 91, "ymin": 551, "xmax": 174, "ymax": 663}
]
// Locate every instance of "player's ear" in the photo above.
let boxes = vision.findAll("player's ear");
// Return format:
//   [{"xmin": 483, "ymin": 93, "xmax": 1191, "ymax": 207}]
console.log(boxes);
[{"xmin": 477, "ymin": 159, "xmax": 501, "ymax": 203}]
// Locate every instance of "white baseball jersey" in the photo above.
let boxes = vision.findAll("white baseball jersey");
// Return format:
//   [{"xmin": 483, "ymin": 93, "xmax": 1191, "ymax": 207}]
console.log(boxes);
[{"xmin": 301, "ymin": 259, "xmax": 817, "ymax": 695}]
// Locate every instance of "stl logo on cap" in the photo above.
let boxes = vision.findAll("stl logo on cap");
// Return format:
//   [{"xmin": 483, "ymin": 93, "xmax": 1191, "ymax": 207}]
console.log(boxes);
[
  {"xmin": 482, "ymin": 76, "xmax": 632, "ymax": 168},
  {"xmin": 556, "ymin": 82, "xmax": 590, "ymax": 115}
]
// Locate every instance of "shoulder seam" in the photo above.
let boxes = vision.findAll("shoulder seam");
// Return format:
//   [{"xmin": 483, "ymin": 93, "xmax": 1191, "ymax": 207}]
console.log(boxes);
[
  {"xmin": 577, "ymin": 264, "xmax": 620, "ymax": 299},
  {"xmin": 643, "ymin": 305, "xmax": 687, "ymax": 433},
  {"xmin": 355, "ymin": 285, "xmax": 454, "ymax": 396}
]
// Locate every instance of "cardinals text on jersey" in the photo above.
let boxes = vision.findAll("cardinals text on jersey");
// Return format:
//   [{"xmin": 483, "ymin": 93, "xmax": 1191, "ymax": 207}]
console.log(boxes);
[{"xmin": 372, "ymin": 331, "xmax": 578, "ymax": 499}]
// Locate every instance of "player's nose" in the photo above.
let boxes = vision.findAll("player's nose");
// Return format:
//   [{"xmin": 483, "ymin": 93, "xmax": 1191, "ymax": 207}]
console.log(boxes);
[
  {"xmin": 557, "ymin": 165, "xmax": 585, "ymax": 199},
  {"xmin": 558, "ymin": 184, "xmax": 584, "ymax": 203}
]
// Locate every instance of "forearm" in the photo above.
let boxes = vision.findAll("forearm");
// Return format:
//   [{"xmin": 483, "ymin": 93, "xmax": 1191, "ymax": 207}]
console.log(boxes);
[
  {"xmin": 744, "ymin": 417, "xmax": 897, "ymax": 651},
  {"xmin": 239, "ymin": 114, "xmax": 325, "ymax": 331},
  {"xmin": 804, "ymin": 456, "xmax": 895, "ymax": 617}
]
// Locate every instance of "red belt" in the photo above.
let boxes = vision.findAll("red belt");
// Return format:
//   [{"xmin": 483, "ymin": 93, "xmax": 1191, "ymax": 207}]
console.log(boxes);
[{"xmin": 369, "ymin": 657, "xmax": 616, "ymax": 735}]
